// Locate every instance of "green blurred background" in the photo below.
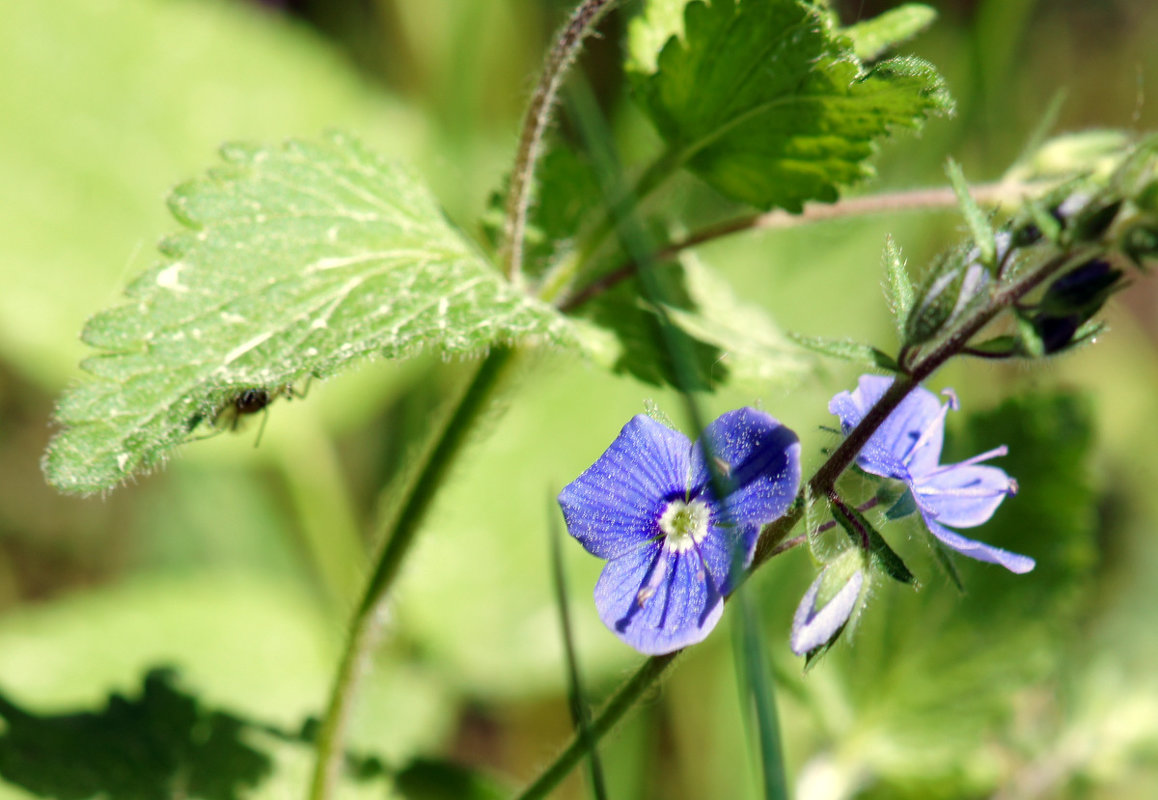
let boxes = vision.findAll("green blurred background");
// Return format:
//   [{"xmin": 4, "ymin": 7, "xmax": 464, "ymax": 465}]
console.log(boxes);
[{"xmin": 1, "ymin": 0, "xmax": 1156, "ymax": 797}]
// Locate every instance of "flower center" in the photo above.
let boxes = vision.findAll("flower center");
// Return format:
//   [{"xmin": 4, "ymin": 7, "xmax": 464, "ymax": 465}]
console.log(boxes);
[{"xmin": 658, "ymin": 498, "xmax": 711, "ymax": 553}]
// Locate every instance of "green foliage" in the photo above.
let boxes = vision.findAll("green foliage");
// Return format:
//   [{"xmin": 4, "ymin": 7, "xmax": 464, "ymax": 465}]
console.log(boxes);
[
  {"xmin": 882, "ymin": 235, "xmax": 915, "ymax": 340},
  {"xmin": 43, "ymin": 133, "xmax": 572, "ymax": 495},
  {"xmin": 903, "ymin": 242, "xmax": 985, "ymax": 347},
  {"xmin": 787, "ymin": 332, "xmax": 900, "ymax": 371},
  {"xmin": 581, "ymin": 258, "xmax": 811, "ymax": 390},
  {"xmin": 482, "ymin": 144, "xmax": 603, "ymax": 280},
  {"xmin": 945, "ymin": 158, "xmax": 996, "ymax": 267},
  {"xmin": 831, "ymin": 497, "xmax": 915, "ymax": 586},
  {"xmin": 733, "ymin": 591, "xmax": 788, "ymax": 800},
  {"xmin": 393, "ymin": 759, "xmax": 506, "ymax": 800},
  {"xmin": 952, "ymin": 390, "xmax": 1099, "ymax": 609},
  {"xmin": 0, "ymin": 669, "xmax": 270, "ymax": 800},
  {"xmin": 626, "ymin": 0, "xmax": 953, "ymax": 210},
  {"xmin": 842, "ymin": 3, "xmax": 938, "ymax": 62}
]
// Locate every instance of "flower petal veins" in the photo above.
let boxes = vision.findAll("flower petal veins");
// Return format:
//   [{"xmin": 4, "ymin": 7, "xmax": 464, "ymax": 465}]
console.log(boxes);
[
  {"xmin": 559, "ymin": 409, "xmax": 801, "ymax": 654},
  {"xmin": 830, "ymin": 375, "xmax": 1033, "ymax": 573}
]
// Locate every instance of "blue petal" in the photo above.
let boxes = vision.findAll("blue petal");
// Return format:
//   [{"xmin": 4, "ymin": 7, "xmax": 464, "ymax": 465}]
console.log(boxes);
[
  {"xmin": 689, "ymin": 408, "xmax": 802, "ymax": 530},
  {"xmin": 829, "ymin": 375, "xmax": 945, "ymax": 479},
  {"xmin": 695, "ymin": 515, "xmax": 759, "ymax": 596},
  {"xmin": 914, "ymin": 463, "xmax": 1015, "ymax": 528},
  {"xmin": 558, "ymin": 415, "xmax": 691, "ymax": 560},
  {"xmin": 919, "ymin": 511, "xmax": 1036, "ymax": 574},
  {"xmin": 594, "ymin": 541, "xmax": 725, "ymax": 655},
  {"xmin": 790, "ymin": 568, "xmax": 864, "ymax": 655}
]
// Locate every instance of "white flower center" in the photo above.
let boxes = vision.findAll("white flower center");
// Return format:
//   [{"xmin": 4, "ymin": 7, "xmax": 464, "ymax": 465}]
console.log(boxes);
[{"xmin": 658, "ymin": 498, "xmax": 710, "ymax": 553}]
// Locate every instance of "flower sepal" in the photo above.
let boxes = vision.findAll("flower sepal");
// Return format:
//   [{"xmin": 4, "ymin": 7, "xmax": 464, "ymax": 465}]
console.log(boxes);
[{"xmin": 830, "ymin": 493, "xmax": 916, "ymax": 587}]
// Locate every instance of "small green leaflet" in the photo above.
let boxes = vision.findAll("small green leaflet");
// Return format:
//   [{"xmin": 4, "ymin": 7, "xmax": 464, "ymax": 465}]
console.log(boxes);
[
  {"xmin": 842, "ymin": 3, "xmax": 938, "ymax": 62},
  {"xmin": 882, "ymin": 235, "xmax": 914, "ymax": 339},
  {"xmin": 44, "ymin": 133, "xmax": 571, "ymax": 494},
  {"xmin": 788, "ymin": 332, "xmax": 900, "ymax": 372},
  {"xmin": 945, "ymin": 158, "xmax": 996, "ymax": 267},
  {"xmin": 580, "ymin": 257, "xmax": 811, "ymax": 390},
  {"xmin": 627, "ymin": 0, "xmax": 953, "ymax": 211}
]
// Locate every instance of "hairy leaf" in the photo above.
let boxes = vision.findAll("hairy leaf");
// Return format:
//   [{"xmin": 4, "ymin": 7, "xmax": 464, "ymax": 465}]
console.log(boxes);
[
  {"xmin": 44, "ymin": 133, "xmax": 571, "ymax": 494},
  {"xmin": 788, "ymin": 332, "xmax": 899, "ymax": 371},
  {"xmin": 831, "ymin": 496, "xmax": 915, "ymax": 586},
  {"xmin": 627, "ymin": 0, "xmax": 953, "ymax": 210},
  {"xmin": 882, "ymin": 235, "xmax": 914, "ymax": 339},
  {"xmin": 946, "ymin": 157, "xmax": 996, "ymax": 266}
]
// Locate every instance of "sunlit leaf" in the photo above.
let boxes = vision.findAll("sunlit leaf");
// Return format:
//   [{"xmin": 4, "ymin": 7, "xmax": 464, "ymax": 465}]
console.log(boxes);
[
  {"xmin": 43, "ymin": 133, "xmax": 572, "ymax": 494},
  {"xmin": 626, "ymin": 0, "xmax": 953, "ymax": 210}
]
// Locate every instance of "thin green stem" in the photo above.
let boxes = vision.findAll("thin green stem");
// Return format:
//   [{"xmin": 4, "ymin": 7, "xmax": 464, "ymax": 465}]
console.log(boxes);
[
  {"xmin": 308, "ymin": 348, "xmax": 522, "ymax": 800},
  {"xmin": 559, "ymin": 180, "xmax": 1035, "ymax": 312},
  {"xmin": 500, "ymin": 0, "xmax": 618, "ymax": 287},
  {"xmin": 548, "ymin": 503, "xmax": 607, "ymax": 799},
  {"xmin": 514, "ymin": 653, "xmax": 679, "ymax": 800}
]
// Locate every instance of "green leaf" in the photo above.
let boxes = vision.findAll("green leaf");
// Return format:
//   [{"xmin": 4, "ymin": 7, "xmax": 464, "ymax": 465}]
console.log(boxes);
[
  {"xmin": 831, "ymin": 497, "xmax": 916, "ymax": 586},
  {"xmin": 626, "ymin": 0, "xmax": 953, "ymax": 211},
  {"xmin": 788, "ymin": 332, "xmax": 900, "ymax": 372},
  {"xmin": 945, "ymin": 157, "xmax": 996, "ymax": 267},
  {"xmin": 842, "ymin": 3, "xmax": 938, "ymax": 62},
  {"xmin": 581, "ymin": 257, "xmax": 811, "ymax": 391},
  {"xmin": 43, "ymin": 133, "xmax": 571, "ymax": 494},
  {"xmin": 0, "ymin": 0, "xmax": 427, "ymax": 390},
  {"xmin": 583, "ymin": 267, "xmax": 724, "ymax": 391},
  {"xmin": 882, "ymin": 235, "xmax": 914, "ymax": 339},
  {"xmin": 0, "ymin": 669, "xmax": 273, "ymax": 800},
  {"xmin": 394, "ymin": 758, "xmax": 506, "ymax": 800}
]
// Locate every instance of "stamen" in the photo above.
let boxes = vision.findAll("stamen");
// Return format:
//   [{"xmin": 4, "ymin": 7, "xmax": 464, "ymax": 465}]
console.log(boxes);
[
  {"xmin": 906, "ymin": 400, "xmax": 951, "ymax": 466},
  {"xmin": 923, "ymin": 445, "xmax": 1010, "ymax": 479}
]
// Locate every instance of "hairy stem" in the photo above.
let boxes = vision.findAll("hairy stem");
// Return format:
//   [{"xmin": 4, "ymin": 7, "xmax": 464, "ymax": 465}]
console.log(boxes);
[
  {"xmin": 514, "ymin": 242, "xmax": 1099, "ymax": 798},
  {"xmin": 500, "ymin": 0, "xmax": 618, "ymax": 286},
  {"xmin": 558, "ymin": 180, "xmax": 1033, "ymax": 312},
  {"xmin": 309, "ymin": 348, "xmax": 521, "ymax": 800}
]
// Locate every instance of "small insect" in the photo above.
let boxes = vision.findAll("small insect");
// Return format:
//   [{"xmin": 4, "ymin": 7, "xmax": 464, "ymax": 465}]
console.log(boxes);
[{"xmin": 187, "ymin": 383, "xmax": 299, "ymax": 446}]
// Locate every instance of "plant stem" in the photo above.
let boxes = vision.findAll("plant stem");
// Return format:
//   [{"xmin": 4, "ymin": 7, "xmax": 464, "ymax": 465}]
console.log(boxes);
[
  {"xmin": 500, "ymin": 0, "xmax": 618, "ymax": 286},
  {"xmin": 812, "ymin": 496, "xmax": 881, "ymax": 536},
  {"xmin": 513, "ymin": 243, "xmax": 1100, "ymax": 799},
  {"xmin": 513, "ymin": 653, "xmax": 679, "ymax": 800},
  {"xmin": 308, "ymin": 348, "xmax": 521, "ymax": 800},
  {"xmin": 558, "ymin": 180, "xmax": 1034, "ymax": 312}
]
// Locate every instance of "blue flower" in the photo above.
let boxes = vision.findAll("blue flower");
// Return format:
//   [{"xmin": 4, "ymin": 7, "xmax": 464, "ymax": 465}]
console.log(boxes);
[
  {"xmin": 558, "ymin": 409, "xmax": 801, "ymax": 655},
  {"xmin": 829, "ymin": 375, "xmax": 1034, "ymax": 574}
]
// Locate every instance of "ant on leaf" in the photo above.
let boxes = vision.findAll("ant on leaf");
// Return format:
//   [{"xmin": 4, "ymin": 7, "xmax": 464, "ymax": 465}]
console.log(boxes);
[{"xmin": 187, "ymin": 383, "xmax": 301, "ymax": 447}]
